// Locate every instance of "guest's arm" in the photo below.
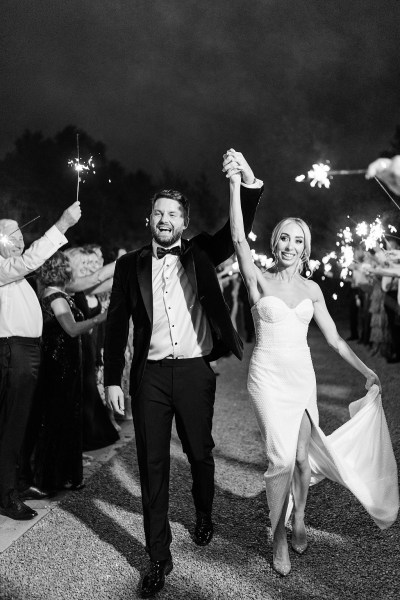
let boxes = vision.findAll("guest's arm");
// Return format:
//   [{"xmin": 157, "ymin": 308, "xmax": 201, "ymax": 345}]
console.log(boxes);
[
  {"xmin": 367, "ymin": 265, "xmax": 400, "ymax": 278},
  {"xmin": 49, "ymin": 296, "xmax": 107, "ymax": 337},
  {"xmin": 0, "ymin": 201, "xmax": 81, "ymax": 286},
  {"xmin": 79, "ymin": 275, "xmax": 114, "ymax": 296},
  {"xmin": 65, "ymin": 261, "xmax": 115, "ymax": 293}
]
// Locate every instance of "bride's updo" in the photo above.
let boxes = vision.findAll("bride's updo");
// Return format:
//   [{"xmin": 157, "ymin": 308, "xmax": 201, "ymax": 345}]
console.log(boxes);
[{"xmin": 270, "ymin": 217, "xmax": 312, "ymax": 275}]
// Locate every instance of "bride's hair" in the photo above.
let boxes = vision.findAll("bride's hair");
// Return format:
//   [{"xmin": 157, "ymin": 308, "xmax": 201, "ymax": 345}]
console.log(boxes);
[{"xmin": 270, "ymin": 217, "xmax": 312, "ymax": 276}]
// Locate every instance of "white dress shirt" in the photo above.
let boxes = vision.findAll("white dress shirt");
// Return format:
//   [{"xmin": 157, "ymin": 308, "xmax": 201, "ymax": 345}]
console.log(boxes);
[
  {"xmin": 148, "ymin": 240, "xmax": 213, "ymax": 360},
  {"xmin": 0, "ymin": 225, "xmax": 68, "ymax": 337}
]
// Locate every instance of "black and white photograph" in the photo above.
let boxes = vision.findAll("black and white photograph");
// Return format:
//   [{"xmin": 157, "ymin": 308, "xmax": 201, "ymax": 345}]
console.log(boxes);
[{"xmin": 0, "ymin": 2, "xmax": 399, "ymax": 599}]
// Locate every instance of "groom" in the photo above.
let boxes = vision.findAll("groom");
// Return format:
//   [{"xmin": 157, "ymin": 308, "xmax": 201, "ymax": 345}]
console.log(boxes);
[{"xmin": 104, "ymin": 151, "xmax": 262, "ymax": 598}]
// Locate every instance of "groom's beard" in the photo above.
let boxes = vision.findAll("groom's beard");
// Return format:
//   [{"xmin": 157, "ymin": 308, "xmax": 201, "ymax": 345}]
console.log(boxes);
[{"xmin": 151, "ymin": 225, "xmax": 184, "ymax": 248}]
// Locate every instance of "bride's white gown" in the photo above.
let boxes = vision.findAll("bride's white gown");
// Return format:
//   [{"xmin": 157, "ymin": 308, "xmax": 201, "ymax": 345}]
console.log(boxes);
[{"xmin": 248, "ymin": 295, "xmax": 399, "ymax": 533}]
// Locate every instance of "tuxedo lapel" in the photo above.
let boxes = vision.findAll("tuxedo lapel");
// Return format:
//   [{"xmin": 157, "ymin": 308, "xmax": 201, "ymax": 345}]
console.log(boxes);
[
  {"xmin": 137, "ymin": 246, "xmax": 153, "ymax": 323},
  {"xmin": 180, "ymin": 239, "xmax": 198, "ymax": 297}
]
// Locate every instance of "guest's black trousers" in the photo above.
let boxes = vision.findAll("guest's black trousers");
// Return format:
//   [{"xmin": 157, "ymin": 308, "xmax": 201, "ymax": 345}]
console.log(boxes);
[
  {"xmin": 132, "ymin": 357, "xmax": 216, "ymax": 561},
  {"xmin": 0, "ymin": 337, "xmax": 41, "ymax": 505}
]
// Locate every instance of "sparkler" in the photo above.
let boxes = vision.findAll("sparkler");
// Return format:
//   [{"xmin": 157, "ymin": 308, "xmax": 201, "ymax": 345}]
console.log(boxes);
[
  {"xmin": 296, "ymin": 162, "xmax": 400, "ymax": 215},
  {"xmin": 295, "ymin": 162, "xmax": 365, "ymax": 189},
  {"xmin": 373, "ymin": 176, "xmax": 400, "ymax": 212},
  {"xmin": 0, "ymin": 216, "xmax": 41, "ymax": 247},
  {"xmin": 68, "ymin": 133, "xmax": 95, "ymax": 201}
]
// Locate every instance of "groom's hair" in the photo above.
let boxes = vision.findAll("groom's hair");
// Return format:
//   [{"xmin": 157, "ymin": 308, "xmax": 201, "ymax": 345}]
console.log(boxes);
[{"xmin": 150, "ymin": 189, "xmax": 190, "ymax": 225}]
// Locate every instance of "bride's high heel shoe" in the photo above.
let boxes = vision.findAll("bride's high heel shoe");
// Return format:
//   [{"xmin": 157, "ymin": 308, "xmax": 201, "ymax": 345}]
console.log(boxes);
[
  {"xmin": 272, "ymin": 556, "xmax": 292, "ymax": 576},
  {"xmin": 272, "ymin": 539, "xmax": 291, "ymax": 576},
  {"xmin": 291, "ymin": 517, "xmax": 308, "ymax": 555},
  {"xmin": 291, "ymin": 540, "xmax": 308, "ymax": 555}
]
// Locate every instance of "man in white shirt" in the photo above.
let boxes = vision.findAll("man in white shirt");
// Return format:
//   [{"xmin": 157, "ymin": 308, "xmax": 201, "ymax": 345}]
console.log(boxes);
[
  {"xmin": 104, "ymin": 150, "xmax": 262, "ymax": 598},
  {"xmin": 0, "ymin": 201, "xmax": 81, "ymax": 520}
]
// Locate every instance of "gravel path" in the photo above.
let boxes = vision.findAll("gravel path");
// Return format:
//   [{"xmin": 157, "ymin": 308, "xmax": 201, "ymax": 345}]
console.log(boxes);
[{"xmin": 0, "ymin": 323, "xmax": 399, "ymax": 600}]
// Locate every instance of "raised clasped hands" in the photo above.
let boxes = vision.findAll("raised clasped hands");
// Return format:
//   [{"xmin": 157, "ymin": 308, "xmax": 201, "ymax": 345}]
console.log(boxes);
[
  {"xmin": 366, "ymin": 156, "xmax": 400, "ymax": 196},
  {"xmin": 222, "ymin": 148, "xmax": 255, "ymax": 185}
]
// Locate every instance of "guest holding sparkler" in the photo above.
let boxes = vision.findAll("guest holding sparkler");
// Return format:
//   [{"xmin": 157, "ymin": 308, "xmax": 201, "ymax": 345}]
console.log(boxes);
[
  {"xmin": 0, "ymin": 202, "xmax": 81, "ymax": 520},
  {"xmin": 225, "ymin": 148, "xmax": 398, "ymax": 577}
]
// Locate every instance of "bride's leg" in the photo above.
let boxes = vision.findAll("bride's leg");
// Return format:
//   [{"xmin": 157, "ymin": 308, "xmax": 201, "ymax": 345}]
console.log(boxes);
[
  {"xmin": 272, "ymin": 493, "xmax": 291, "ymax": 575},
  {"xmin": 292, "ymin": 411, "xmax": 312, "ymax": 552}
]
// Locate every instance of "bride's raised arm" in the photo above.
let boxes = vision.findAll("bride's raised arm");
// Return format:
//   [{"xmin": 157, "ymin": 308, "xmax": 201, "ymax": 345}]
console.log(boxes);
[{"xmin": 222, "ymin": 149, "xmax": 262, "ymax": 307}]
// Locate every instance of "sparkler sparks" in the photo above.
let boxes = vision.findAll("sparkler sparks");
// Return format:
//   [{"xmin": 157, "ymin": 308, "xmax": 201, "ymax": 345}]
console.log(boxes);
[
  {"xmin": 68, "ymin": 133, "xmax": 95, "ymax": 201},
  {"xmin": 355, "ymin": 222, "xmax": 368, "ymax": 237},
  {"xmin": 295, "ymin": 162, "xmax": 365, "ymax": 188},
  {"xmin": 0, "ymin": 233, "xmax": 12, "ymax": 247},
  {"xmin": 295, "ymin": 163, "xmax": 331, "ymax": 188},
  {"xmin": 363, "ymin": 218, "xmax": 385, "ymax": 250}
]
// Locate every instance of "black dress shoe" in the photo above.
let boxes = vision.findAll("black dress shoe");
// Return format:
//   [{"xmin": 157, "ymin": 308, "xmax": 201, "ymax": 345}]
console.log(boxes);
[
  {"xmin": 62, "ymin": 481, "xmax": 85, "ymax": 491},
  {"xmin": 140, "ymin": 557, "xmax": 173, "ymax": 598},
  {"xmin": 0, "ymin": 491, "xmax": 38, "ymax": 520},
  {"xmin": 19, "ymin": 486, "xmax": 51, "ymax": 500},
  {"xmin": 194, "ymin": 513, "xmax": 214, "ymax": 546}
]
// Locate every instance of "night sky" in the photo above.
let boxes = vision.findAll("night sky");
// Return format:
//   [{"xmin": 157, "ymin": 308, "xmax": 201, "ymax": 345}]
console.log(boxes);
[{"xmin": 1, "ymin": 0, "xmax": 400, "ymax": 242}]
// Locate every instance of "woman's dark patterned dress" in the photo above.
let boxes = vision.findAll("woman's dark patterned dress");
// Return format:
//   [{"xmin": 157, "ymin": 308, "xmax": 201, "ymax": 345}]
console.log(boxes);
[{"xmin": 33, "ymin": 291, "xmax": 83, "ymax": 490}]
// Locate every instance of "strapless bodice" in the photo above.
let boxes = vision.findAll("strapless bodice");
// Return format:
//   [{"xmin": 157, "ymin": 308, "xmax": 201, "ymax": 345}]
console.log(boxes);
[{"xmin": 251, "ymin": 295, "xmax": 314, "ymax": 351}]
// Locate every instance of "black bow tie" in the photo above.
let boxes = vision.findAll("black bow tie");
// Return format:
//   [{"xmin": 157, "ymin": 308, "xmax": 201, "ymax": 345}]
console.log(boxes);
[{"xmin": 156, "ymin": 246, "xmax": 181, "ymax": 259}]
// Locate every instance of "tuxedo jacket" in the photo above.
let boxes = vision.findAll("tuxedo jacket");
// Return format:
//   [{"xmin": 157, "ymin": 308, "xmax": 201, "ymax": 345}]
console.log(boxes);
[{"xmin": 104, "ymin": 185, "xmax": 263, "ymax": 398}]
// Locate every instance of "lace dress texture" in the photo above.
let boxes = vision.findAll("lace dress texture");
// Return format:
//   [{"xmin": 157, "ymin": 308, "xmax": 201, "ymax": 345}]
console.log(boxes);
[{"xmin": 248, "ymin": 295, "xmax": 399, "ymax": 533}]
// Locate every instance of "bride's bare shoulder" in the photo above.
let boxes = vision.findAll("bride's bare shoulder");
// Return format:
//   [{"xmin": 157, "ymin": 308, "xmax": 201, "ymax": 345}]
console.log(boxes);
[{"xmin": 301, "ymin": 277, "xmax": 321, "ymax": 300}]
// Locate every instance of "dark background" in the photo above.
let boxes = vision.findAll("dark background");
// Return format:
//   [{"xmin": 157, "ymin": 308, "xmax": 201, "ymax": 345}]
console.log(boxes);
[{"xmin": 1, "ymin": 0, "xmax": 400, "ymax": 255}]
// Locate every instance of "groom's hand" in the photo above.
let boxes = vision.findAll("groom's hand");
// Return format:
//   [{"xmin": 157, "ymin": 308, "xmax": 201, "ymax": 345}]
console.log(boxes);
[
  {"xmin": 222, "ymin": 149, "xmax": 255, "ymax": 185},
  {"xmin": 105, "ymin": 385, "xmax": 125, "ymax": 416}
]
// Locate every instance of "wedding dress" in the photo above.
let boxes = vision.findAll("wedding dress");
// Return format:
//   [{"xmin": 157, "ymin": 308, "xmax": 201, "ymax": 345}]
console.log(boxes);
[{"xmin": 248, "ymin": 295, "xmax": 398, "ymax": 533}]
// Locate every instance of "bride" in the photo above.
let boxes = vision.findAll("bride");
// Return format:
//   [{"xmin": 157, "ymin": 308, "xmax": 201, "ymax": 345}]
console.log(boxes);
[{"xmin": 223, "ymin": 149, "xmax": 398, "ymax": 576}]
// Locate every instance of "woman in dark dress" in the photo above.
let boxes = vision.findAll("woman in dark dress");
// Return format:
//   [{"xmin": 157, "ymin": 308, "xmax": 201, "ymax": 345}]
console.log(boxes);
[{"xmin": 32, "ymin": 252, "xmax": 108, "ymax": 491}]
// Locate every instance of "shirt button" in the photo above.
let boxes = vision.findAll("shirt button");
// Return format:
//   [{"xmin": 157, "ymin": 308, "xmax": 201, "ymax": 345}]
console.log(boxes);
[{"xmin": 174, "ymin": 342, "xmax": 177, "ymax": 345}]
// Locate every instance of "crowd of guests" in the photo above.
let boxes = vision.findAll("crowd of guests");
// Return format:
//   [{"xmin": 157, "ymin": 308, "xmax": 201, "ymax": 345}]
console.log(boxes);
[
  {"xmin": 347, "ymin": 240, "xmax": 400, "ymax": 363},
  {"xmin": 0, "ymin": 204, "xmax": 132, "ymax": 520}
]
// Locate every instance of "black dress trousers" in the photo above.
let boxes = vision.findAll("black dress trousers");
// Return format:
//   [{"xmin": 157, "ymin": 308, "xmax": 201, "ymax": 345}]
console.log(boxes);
[
  {"xmin": 132, "ymin": 356, "xmax": 216, "ymax": 562},
  {"xmin": 0, "ymin": 336, "xmax": 41, "ymax": 505}
]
